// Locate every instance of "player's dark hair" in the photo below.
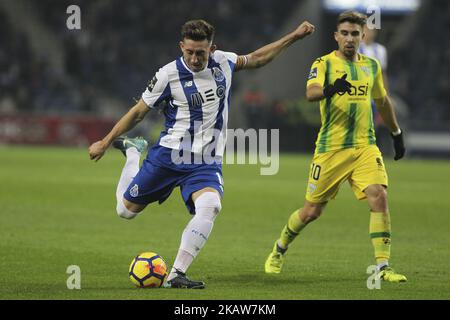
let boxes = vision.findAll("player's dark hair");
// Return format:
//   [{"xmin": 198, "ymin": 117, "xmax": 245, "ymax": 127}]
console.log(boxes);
[
  {"xmin": 337, "ymin": 11, "xmax": 367, "ymax": 28},
  {"xmin": 181, "ymin": 19, "xmax": 215, "ymax": 42}
]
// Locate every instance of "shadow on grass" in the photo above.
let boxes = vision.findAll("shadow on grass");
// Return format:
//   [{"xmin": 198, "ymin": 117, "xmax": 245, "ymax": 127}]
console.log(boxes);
[{"xmin": 210, "ymin": 272, "xmax": 359, "ymax": 287}]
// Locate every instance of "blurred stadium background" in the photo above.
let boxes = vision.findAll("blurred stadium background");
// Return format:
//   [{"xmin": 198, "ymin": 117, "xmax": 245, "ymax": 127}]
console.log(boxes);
[
  {"xmin": 1, "ymin": 0, "xmax": 450, "ymax": 301},
  {"xmin": 0, "ymin": 0, "xmax": 449, "ymax": 157}
]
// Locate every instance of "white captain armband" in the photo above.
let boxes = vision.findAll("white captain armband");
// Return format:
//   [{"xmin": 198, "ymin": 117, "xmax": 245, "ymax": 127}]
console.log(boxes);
[
  {"xmin": 236, "ymin": 55, "xmax": 249, "ymax": 70},
  {"xmin": 242, "ymin": 55, "xmax": 249, "ymax": 67}
]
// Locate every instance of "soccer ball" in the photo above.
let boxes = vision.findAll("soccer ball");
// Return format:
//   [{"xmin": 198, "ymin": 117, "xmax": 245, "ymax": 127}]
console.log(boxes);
[{"xmin": 129, "ymin": 252, "xmax": 168, "ymax": 288}]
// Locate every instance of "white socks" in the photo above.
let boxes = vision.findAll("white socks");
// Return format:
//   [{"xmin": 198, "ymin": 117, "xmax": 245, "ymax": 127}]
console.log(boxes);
[
  {"xmin": 167, "ymin": 192, "xmax": 221, "ymax": 280},
  {"xmin": 116, "ymin": 147, "xmax": 140, "ymax": 219},
  {"xmin": 377, "ymin": 261, "xmax": 389, "ymax": 272}
]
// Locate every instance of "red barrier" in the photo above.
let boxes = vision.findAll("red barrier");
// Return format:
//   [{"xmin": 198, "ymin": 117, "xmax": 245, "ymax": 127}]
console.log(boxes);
[{"xmin": 0, "ymin": 114, "xmax": 116, "ymax": 145}]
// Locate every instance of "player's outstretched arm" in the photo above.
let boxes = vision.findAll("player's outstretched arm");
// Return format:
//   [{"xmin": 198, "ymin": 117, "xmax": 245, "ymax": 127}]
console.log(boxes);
[
  {"xmin": 235, "ymin": 21, "xmax": 315, "ymax": 71},
  {"xmin": 88, "ymin": 99, "xmax": 150, "ymax": 162}
]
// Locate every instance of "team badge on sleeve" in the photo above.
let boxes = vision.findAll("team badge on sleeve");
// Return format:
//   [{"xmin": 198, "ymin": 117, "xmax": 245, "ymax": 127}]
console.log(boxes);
[
  {"xmin": 147, "ymin": 76, "xmax": 158, "ymax": 92},
  {"xmin": 308, "ymin": 67, "xmax": 318, "ymax": 80},
  {"xmin": 307, "ymin": 182, "xmax": 317, "ymax": 194},
  {"xmin": 130, "ymin": 184, "xmax": 139, "ymax": 197}
]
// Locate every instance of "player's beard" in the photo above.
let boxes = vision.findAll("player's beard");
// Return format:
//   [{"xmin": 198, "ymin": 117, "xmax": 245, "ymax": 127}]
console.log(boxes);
[
  {"xmin": 343, "ymin": 45, "xmax": 356, "ymax": 59},
  {"xmin": 191, "ymin": 64, "xmax": 204, "ymax": 72},
  {"xmin": 189, "ymin": 62, "xmax": 205, "ymax": 72}
]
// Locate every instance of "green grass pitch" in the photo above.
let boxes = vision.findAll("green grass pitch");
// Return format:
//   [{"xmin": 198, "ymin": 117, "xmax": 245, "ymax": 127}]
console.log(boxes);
[{"xmin": 0, "ymin": 145, "xmax": 449, "ymax": 300}]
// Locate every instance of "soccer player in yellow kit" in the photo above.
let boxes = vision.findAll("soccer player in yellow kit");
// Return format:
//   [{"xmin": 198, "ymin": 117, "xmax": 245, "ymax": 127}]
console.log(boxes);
[{"xmin": 265, "ymin": 11, "xmax": 407, "ymax": 282}]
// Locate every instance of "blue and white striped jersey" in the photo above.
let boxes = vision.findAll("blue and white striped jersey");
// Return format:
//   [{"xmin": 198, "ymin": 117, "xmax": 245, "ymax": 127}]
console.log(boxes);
[
  {"xmin": 142, "ymin": 50, "xmax": 237, "ymax": 158},
  {"xmin": 359, "ymin": 42, "xmax": 387, "ymax": 70}
]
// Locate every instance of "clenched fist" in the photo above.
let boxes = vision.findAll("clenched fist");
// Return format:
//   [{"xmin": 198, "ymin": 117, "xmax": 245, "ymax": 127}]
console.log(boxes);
[
  {"xmin": 89, "ymin": 140, "xmax": 108, "ymax": 162},
  {"xmin": 294, "ymin": 21, "xmax": 315, "ymax": 40}
]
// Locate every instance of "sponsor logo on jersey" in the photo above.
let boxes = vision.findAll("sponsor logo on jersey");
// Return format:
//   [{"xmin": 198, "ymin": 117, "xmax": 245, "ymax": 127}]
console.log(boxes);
[
  {"xmin": 315, "ymin": 58, "xmax": 324, "ymax": 63},
  {"xmin": 376, "ymin": 157, "xmax": 383, "ymax": 168},
  {"xmin": 308, "ymin": 67, "xmax": 317, "ymax": 80},
  {"xmin": 205, "ymin": 88, "xmax": 215, "ymax": 102},
  {"xmin": 184, "ymin": 80, "xmax": 193, "ymax": 88},
  {"xmin": 190, "ymin": 92, "xmax": 204, "ymax": 107},
  {"xmin": 147, "ymin": 76, "xmax": 158, "ymax": 92},
  {"xmin": 216, "ymin": 85, "xmax": 225, "ymax": 98},
  {"xmin": 337, "ymin": 83, "xmax": 369, "ymax": 96}
]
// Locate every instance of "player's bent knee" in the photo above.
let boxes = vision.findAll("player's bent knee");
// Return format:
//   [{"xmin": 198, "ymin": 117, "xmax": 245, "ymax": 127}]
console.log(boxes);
[
  {"xmin": 369, "ymin": 185, "xmax": 388, "ymax": 201},
  {"xmin": 366, "ymin": 185, "xmax": 387, "ymax": 198},
  {"xmin": 116, "ymin": 200, "xmax": 140, "ymax": 220},
  {"xmin": 365, "ymin": 185, "xmax": 389, "ymax": 212},
  {"xmin": 302, "ymin": 201, "xmax": 326, "ymax": 223},
  {"xmin": 194, "ymin": 192, "xmax": 222, "ymax": 220},
  {"xmin": 377, "ymin": 189, "xmax": 388, "ymax": 205},
  {"xmin": 304, "ymin": 210, "xmax": 321, "ymax": 223}
]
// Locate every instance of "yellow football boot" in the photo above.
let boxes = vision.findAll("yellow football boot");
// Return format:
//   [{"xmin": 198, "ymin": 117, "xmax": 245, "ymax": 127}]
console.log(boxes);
[
  {"xmin": 378, "ymin": 266, "xmax": 407, "ymax": 282},
  {"xmin": 264, "ymin": 242, "xmax": 286, "ymax": 274}
]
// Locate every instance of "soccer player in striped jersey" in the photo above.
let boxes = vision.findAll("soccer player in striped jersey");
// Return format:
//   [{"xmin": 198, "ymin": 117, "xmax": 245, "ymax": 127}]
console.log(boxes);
[
  {"xmin": 89, "ymin": 19, "xmax": 315, "ymax": 288},
  {"xmin": 265, "ymin": 11, "xmax": 407, "ymax": 283}
]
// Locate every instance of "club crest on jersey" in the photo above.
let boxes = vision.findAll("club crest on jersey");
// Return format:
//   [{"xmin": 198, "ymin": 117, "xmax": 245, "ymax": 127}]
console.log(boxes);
[
  {"xmin": 130, "ymin": 184, "xmax": 139, "ymax": 197},
  {"xmin": 361, "ymin": 66, "xmax": 371, "ymax": 77},
  {"xmin": 212, "ymin": 67, "xmax": 225, "ymax": 82},
  {"xmin": 308, "ymin": 67, "xmax": 317, "ymax": 80}
]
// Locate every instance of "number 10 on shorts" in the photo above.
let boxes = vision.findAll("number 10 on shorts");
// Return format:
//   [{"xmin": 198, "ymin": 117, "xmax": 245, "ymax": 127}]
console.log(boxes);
[{"xmin": 310, "ymin": 163, "xmax": 321, "ymax": 181}]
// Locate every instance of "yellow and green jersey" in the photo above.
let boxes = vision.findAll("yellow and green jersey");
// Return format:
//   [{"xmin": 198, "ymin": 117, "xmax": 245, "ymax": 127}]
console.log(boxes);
[{"xmin": 307, "ymin": 50, "xmax": 387, "ymax": 154}]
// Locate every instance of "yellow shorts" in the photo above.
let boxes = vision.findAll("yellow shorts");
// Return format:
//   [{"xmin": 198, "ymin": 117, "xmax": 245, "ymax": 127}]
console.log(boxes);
[{"xmin": 305, "ymin": 145, "xmax": 388, "ymax": 203}]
